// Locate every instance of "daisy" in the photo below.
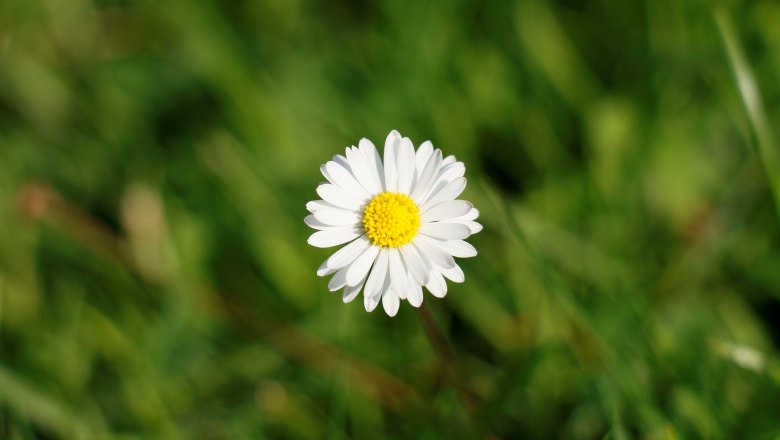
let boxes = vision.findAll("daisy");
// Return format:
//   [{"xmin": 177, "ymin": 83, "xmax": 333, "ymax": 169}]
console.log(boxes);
[{"xmin": 305, "ymin": 130, "xmax": 481, "ymax": 317}]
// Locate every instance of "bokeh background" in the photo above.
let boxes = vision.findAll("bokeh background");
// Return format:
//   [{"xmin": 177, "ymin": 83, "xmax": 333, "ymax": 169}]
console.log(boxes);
[{"xmin": 2, "ymin": 0, "xmax": 780, "ymax": 438}]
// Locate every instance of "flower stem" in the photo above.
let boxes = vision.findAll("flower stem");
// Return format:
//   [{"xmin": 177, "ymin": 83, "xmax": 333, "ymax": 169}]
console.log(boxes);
[
  {"xmin": 417, "ymin": 303, "xmax": 480, "ymax": 434},
  {"xmin": 417, "ymin": 303, "xmax": 454, "ymax": 372}
]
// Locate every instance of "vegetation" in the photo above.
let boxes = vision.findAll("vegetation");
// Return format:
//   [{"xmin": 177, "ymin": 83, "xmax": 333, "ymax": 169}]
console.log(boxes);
[{"xmin": 1, "ymin": 0, "xmax": 779, "ymax": 438}]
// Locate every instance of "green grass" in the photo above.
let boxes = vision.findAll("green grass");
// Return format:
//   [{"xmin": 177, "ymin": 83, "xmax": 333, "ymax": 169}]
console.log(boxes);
[{"xmin": 1, "ymin": 0, "xmax": 780, "ymax": 438}]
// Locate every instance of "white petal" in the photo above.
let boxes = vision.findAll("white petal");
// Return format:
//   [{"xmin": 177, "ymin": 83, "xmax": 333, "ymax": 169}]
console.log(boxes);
[
  {"xmin": 413, "ymin": 235, "xmax": 455, "ymax": 269},
  {"xmin": 325, "ymin": 161, "xmax": 371, "ymax": 200},
  {"xmin": 455, "ymin": 207, "xmax": 480, "ymax": 221},
  {"xmin": 367, "ymin": 275, "xmax": 389, "ymax": 313},
  {"xmin": 346, "ymin": 245, "xmax": 380, "ymax": 286},
  {"xmin": 438, "ymin": 262, "xmax": 465, "ymax": 283},
  {"xmin": 364, "ymin": 293, "xmax": 380, "ymax": 312},
  {"xmin": 325, "ymin": 235, "xmax": 370, "ymax": 269},
  {"xmin": 419, "ymin": 222, "xmax": 471, "ymax": 240},
  {"xmin": 343, "ymin": 276, "xmax": 366, "ymax": 303},
  {"xmin": 385, "ymin": 130, "xmax": 401, "ymax": 148},
  {"xmin": 323, "ymin": 157, "xmax": 350, "ymax": 182},
  {"xmin": 440, "ymin": 160, "xmax": 464, "ymax": 181},
  {"xmin": 396, "ymin": 137, "xmax": 416, "ymax": 194},
  {"xmin": 382, "ymin": 288, "xmax": 400, "ymax": 317},
  {"xmin": 415, "ymin": 140, "xmax": 434, "ymax": 175},
  {"xmin": 421, "ymin": 177, "xmax": 467, "ymax": 211},
  {"xmin": 317, "ymin": 184, "xmax": 364, "ymax": 211},
  {"xmin": 445, "ymin": 162, "xmax": 465, "ymax": 179},
  {"xmin": 347, "ymin": 146, "xmax": 381, "ymax": 195},
  {"xmin": 399, "ymin": 245, "xmax": 429, "ymax": 285},
  {"xmin": 410, "ymin": 149, "xmax": 442, "ymax": 202},
  {"xmin": 425, "ymin": 269, "xmax": 447, "ymax": 298},
  {"xmin": 328, "ymin": 266, "xmax": 349, "ymax": 291},
  {"xmin": 359, "ymin": 138, "xmax": 385, "ymax": 190},
  {"xmin": 317, "ymin": 259, "xmax": 336, "ymax": 276},
  {"xmin": 440, "ymin": 155, "xmax": 456, "ymax": 167},
  {"xmin": 364, "ymin": 249, "xmax": 389, "ymax": 299},
  {"xmin": 462, "ymin": 220, "xmax": 483, "ymax": 234},
  {"xmin": 333, "ymin": 154, "xmax": 350, "ymax": 169},
  {"xmin": 308, "ymin": 228, "xmax": 362, "ymax": 248},
  {"xmin": 313, "ymin": 208, "xmax": 361, "ymax": 226},
  {"xmin": 387, "ymin": 248, "xmax": 408, "ymax": 300},
  {"xmin": 304, "ymin": 214, "xmax": 338, "ymax": 230},
  {"xmin": 412, "ymin": 240, "xmax": 433, "ymax": 272},
  {"xmin": 421, "ymin": 200, "xmax": 473, "ymax": 223},
  {"xmin": 433, "ymin": 239, "xmax": 477, "ymax": 258},
  {"xmin": 320, "ymin": 164, "xmax": 333, "ymax": 183},
  {"xmin": 421, "ymin": 162, "xmax": 466, "ymax": 202},
  {"xmin": 306, "ymin": 200, "xmax": 338, "ymax": 213},
  {"xmin": 384, "ymin": 131, "xmax": 400, "ymax": 191},
  {"xmin": 407, "ymin": 278, "xmax": 423, "ymax": 307}
]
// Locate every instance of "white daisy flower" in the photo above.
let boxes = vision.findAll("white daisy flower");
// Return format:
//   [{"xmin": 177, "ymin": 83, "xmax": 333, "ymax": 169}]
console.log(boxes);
[{"xmin": 305, "ymin": 130, "xmax": 481, "ymax": 317}]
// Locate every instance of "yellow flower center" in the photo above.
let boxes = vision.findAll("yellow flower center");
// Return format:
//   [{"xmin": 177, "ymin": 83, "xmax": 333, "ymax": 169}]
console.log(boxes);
[{"xmin": 362, "ymin": 192, "xmax": 420, "ymax": 247}]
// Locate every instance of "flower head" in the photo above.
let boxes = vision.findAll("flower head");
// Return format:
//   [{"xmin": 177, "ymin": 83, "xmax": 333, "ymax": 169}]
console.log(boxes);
[{"xmin": 305, "ymin": 130, "xmax": 481, "ymax": 316}]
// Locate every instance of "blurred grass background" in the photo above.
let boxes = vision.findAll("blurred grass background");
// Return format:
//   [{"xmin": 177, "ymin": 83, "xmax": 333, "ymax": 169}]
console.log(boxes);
[{"xmin": 1, "ymin": 0, "xmax": 780, "ymax": 438}]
